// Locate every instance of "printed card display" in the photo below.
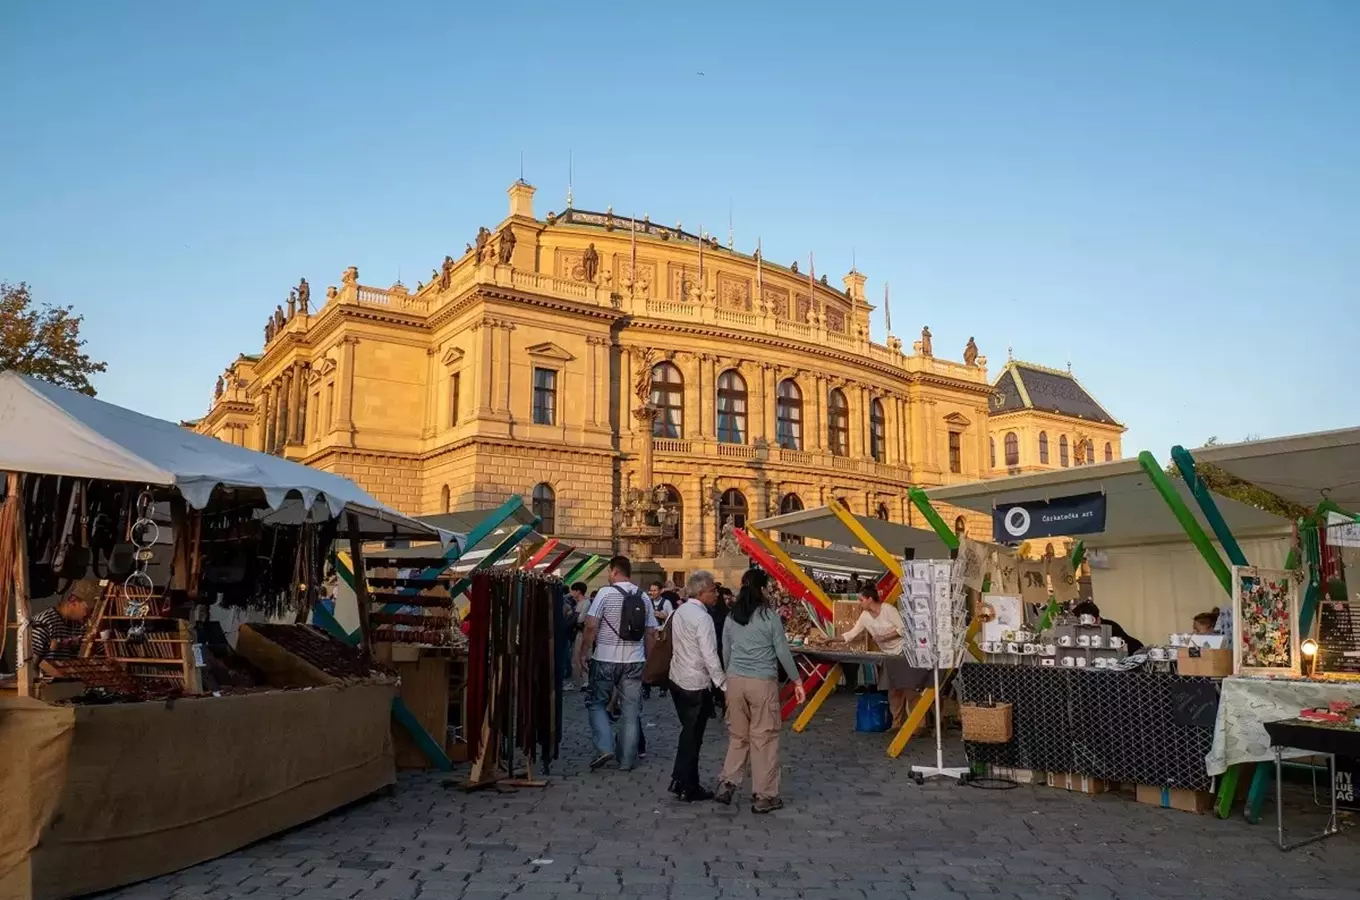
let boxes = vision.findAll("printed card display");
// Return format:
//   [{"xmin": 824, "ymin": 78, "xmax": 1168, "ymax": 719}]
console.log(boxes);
[{"xmin": 1231, "ymin": 565, "xmax": 1300, "ymax": 677}]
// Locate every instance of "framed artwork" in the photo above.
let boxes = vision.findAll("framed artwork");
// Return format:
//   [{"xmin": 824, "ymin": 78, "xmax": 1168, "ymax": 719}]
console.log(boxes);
[{"xmin": 1231, "ymin": 565, "xmax": 1300, "ymax": 677}]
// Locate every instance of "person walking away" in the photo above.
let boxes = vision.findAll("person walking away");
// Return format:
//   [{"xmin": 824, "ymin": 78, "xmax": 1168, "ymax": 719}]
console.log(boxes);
[
  {"xmin": 643, "ymin": 581, "xmax": 675, "ymax": 700},
  {"xmin": 565, "ymin": 582, "xmax": 590, "ymax": 689},
  {"xmin": 708, "ymin": 585, "xmax": 732, "ymax": 719},
  {"xmin": 576, "ymin": 556, "xmax": 656, "ymax": 771},
  {"xmin": 836, "ymin": 582, "xmax": 913, "ymax": 728},
  {"xmin": 667, "ymin": 570, "xmax": 726, "ymax": 801},
  {"xmin": 716, "ymin": 569, "xmax": 804, "ymax": 813}
]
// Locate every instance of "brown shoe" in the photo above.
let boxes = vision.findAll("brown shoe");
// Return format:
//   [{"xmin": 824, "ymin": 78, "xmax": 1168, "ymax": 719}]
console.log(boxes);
[
  {"xmin": 713, "ymin": 782, "xmax": 736, "ymax": 805},
  {"xmin": 751, "ymin": 795, "xmax": 784, "ymax": 814}
]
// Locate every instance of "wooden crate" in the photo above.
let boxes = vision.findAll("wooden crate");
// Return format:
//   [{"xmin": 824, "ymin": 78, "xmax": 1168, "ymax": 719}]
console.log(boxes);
[{"xmin": 1045, "ymin": 772, "xmax": 1111, "ymax": 795}]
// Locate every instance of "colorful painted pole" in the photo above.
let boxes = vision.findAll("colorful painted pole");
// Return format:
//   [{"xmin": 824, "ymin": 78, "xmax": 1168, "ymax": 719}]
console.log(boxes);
[
  {"xmin": 1138, "ymin": 451, "xmax": 1233, "ymax": 595},
  {"xmin": 1171, "ymin": 445, "xmax": 1249, "ymax": 567},
  {"xmin": 908, "ymin": 487, "xmax": 960, "ymax": 550}
]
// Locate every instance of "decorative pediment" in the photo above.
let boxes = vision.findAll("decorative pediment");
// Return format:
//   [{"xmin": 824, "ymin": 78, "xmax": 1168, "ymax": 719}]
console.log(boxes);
[
  {"xmin": 441, "ymin": 346, "xmax": 466, "ymax": 366},
  {"xmin": 943, "ymin": 412, "xmax": 972, "ymax": 427},
  {"xmin": 307, "ymin": 357, "xmax": 337, "ymax": 384},
  {"xmin": 525, "ymin": 341, "xmax": 575, "ymax": 363}
]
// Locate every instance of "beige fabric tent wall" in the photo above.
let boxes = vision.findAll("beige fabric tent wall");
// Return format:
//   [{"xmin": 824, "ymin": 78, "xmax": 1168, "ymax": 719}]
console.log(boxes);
[
  {"xmin": 1088, "ymin": 536, "xmax": 1288, "ymax": 646},
  {"xmin": 928, "ymin": 458, "xmax": 1291, "ymax": 646}
]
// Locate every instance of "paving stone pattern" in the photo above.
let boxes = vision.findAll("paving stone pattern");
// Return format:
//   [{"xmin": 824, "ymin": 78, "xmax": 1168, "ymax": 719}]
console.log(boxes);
[{"xmin": 102, "ymin": 694, "xmax": 1356, "ymax": 900}]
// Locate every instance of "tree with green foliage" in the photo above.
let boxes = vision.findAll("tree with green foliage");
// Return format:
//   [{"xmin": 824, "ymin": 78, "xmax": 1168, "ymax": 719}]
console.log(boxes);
[{"xmin": 0, "ymin": 281, "xmax": 106, "ymax": 395}]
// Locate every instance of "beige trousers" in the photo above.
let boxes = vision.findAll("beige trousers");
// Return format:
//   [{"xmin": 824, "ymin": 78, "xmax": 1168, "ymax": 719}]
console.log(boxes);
[{"xmin": 719, "ymin": 675, "xmax": 782, "ymax": 799}]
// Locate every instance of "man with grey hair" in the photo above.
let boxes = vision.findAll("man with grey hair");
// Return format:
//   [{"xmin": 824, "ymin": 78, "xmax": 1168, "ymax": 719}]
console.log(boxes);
[{"xmin": 666, "ymin": 569, "xmax": 726, "ymax": 801}]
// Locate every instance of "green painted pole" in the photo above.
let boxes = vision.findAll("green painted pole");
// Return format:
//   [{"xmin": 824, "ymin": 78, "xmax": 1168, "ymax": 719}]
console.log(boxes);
[
  {"xmin": 447, "ymin": 521, "xmax": 539, "ymax": 598},
  {"xmin": 1070, "ymin": 540, "xmax": 1085, "ymax": 569},
  {"xmin": 577, "ymin": 556, "xmax": 611, "ymax": 583},
  {"xmin": 1171, "ymin": 446, "xmax": 1249, "ymax": 568},
  {"xmin": 1138, "ymin": 451, "xmax": 1233, "ymax": 596},
  {"xmin": 561, "ymin": 554, "xmax": 599, "ymax": 584},
  {"xmin": 908, "ymin": 487, "xmax": 960, "ymax": 551}
]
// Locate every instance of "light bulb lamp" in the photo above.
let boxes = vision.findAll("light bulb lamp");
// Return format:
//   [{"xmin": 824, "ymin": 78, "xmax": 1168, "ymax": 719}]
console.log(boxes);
[{"xmin": 1301, "ymin": 639, "xmax": 1319, "ymax": 678}]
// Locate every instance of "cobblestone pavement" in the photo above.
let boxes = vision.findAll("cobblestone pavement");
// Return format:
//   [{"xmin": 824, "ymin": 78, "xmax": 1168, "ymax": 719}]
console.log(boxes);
[{"xmin": 106, "ymin": 693, "xmax": 1357, "ymax": 900}]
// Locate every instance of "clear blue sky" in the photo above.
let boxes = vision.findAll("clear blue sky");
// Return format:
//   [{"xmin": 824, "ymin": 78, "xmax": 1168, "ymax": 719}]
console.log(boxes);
[{"xmin": 3, "ymin": 1, "xmax": 1356, "ymax": 457}]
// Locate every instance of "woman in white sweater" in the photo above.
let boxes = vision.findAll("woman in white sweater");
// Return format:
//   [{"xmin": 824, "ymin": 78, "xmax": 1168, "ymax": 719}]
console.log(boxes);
[{"xmin": 837, "ymin": 582, "xmax": 914, "ymax": 728}]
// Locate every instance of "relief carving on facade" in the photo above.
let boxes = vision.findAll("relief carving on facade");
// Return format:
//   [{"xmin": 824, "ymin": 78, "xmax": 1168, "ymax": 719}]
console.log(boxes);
[
  {"xmin": 763, "ymin": 285, "xmax": 790, "ymax": 319},
  {"xmin": 670, "ymin": 265, "xmax": 699, "ymax": 304},
  {"xmin": 825, "ymin": 306, "xmax": 847, "ymax": 333},
  {"xmin": 717, "ymin": 273, "xmax": 751, "ymax": 311},
  {"xmin": 556, "ymin": 249, "xmax": 585, "ymax": 282}
]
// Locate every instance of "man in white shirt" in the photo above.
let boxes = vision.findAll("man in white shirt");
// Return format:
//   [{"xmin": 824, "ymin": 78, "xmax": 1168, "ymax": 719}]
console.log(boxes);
[
  {"xmin": 666, "ymin": 569, "xmax": 727, "ymax": 801},
  {"xmin": 576, "ymin": 555, "xmax": 657, "ymax": 771}
]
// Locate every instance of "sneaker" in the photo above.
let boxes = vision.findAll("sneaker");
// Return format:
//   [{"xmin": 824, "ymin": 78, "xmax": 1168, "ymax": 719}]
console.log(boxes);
[
  {"xmin": 751, "ymin": 796, "xmax": 784, "ymax": 814},
  {"xmin": 589, "ymin": 752, "xmax": 615, "ymax": 771},
  {"xmin": 713, "ymin": 782, "xmax": 735, "ymax": 806},
  {"xmin": 679, "ymin": 785, "xmax": 714, "ymax": 803}
]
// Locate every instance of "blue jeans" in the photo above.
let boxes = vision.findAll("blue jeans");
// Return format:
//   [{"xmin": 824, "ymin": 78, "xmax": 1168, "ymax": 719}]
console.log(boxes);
[{"xmin": 586, "ymin": 660, "xmax": 644, "ymax": 769}]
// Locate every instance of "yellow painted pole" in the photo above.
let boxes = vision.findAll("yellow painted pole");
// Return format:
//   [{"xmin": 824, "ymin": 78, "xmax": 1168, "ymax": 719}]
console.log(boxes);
[
  {"xmin": 792, "ymin": 664, "xmax": 842, "ymax": 733},
  {"xmin": 828, "ymin": 502, "xmax": 904, "ymax": 604},
  {"xmin": 748, "ymin": 525, "xmax": 835, "ymax": 619}
]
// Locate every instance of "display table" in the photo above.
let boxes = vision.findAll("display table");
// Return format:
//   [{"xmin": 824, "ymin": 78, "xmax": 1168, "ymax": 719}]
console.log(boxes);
[
  {"xmin": 0, "ymin": 682, "xmax": 397, "ymax": 900},
  {"xmin": 789, "ymin": 648, "xmax": 930, "ymax": 732},
  {"xmin": 1207, "ymin": 676, "xmax": 1360, "ymax": 776},
  {"xmin": 957, "ymin": 663, "xmax": 1221, "ymax": 790},
  {"xmin": 1263, "ymin": 719, "xmax": 1358, "ymax": 850}
]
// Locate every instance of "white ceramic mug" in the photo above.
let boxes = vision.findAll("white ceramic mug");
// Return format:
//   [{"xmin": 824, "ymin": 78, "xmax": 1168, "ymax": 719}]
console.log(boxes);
[
  {"xmin": 1078, "ymin": 635, "xmax": 1092, "ymax": 648},
  {"xmin": 1110, "ymin": 637, "xmax": 1125, "ymax": 649},
  {"xmin": 1041, "ymin": 658, "xmax": 1056, "ymax": 667},
  {"xmin": 1061, "ymin": 656, "xmax": 1075, "ymax": 667},
  {"xmin": 1093, "ymin": 658, "xmax": 1109, "ymax": 669},
  {"xmin": 1023, "ymin": 643, "xmax": 1036, "ymax": 655},
  {"xmin": 1060, "ymin": 635, "xmax": 1073, "ymax": 647},
  {"xmin": 1075, "ymin": 657, "xmax": 1088, "ymax": 668},
  {"xmin": 1079, "ymin": 613, "xmax": 1097, "ymax": 626},
  {"xmin": 1006, "ymin": 642, "xmax": 1020, "ymax": 654},
  {"xmin": 1044, "ymin": 643, "xmax": 1058, "ymax": 656},
  {"xmin": 1090, "ymin": 635, "xmax": 1103, "ymax": 648},
  {"xmin": 1150, "ymin": 647, "xmax": 1167, "ymax": 661}
]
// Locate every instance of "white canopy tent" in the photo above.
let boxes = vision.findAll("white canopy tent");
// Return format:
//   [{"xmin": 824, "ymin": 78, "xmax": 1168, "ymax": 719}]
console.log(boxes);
[
  {"xmin": 0, "ymin": 372, "xmax": 443, "ymax": 541},
  {"xmin": 927, "ymin": 459, "xmax": 1293, "ymax": 643},
  {"xmin": 752, "ymin": 505, "xmax": 956, "ymax": 561},
  {"xmin": 1186, "ymin": 427, "xmax": 1360, "ymax": 512}
]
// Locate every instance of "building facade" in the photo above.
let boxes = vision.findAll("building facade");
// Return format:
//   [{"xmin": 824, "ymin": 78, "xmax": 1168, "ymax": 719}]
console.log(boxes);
[{"xmin": 195, "ymin": 180, "xmax": 1124, "ymax": 573}]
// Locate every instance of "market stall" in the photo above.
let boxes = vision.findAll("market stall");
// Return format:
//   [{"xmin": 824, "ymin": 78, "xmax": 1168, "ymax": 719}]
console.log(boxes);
[
  {"xmin": 927, "ymin": 457, "xmax": 1294, "ymax": 806},
  {"xmin": 0, "ymin": 372, "xmax": 443, "ymax": 900}
]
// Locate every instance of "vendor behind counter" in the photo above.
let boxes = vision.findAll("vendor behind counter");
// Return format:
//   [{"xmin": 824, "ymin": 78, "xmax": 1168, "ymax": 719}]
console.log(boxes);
[{"xmin": 29, "ymin": 579, "xmax": 99, "ymax": 665}]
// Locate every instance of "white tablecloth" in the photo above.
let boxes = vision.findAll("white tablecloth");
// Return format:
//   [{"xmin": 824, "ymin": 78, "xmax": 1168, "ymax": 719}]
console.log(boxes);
[{"xmin": 1207, "ymin": 676, "xmax": 1360, "ymax": 775}]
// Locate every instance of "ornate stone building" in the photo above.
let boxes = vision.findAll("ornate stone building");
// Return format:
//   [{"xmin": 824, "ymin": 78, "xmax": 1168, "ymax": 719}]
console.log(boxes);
[{"xmin": 195, "ymin": 180, "xmax": 1124, "ymax": 574}]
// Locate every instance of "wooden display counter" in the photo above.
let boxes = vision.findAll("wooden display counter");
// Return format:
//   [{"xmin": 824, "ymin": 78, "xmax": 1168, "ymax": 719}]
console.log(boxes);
[
  {"xmin": 0, "ymin": 682, "xmax": 396, "ymax": 900},
  {"xmin": 375, "ymin": 643, "xmax": 469, "ymax": 768}
]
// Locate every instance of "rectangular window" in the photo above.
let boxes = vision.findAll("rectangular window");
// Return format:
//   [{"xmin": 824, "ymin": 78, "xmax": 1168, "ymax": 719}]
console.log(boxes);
[
  {"xmin": 325, "ymin": 382, "xmax": 334, "ymax": 429},
  {"xmin": 948, "ymin": 431, "xmax": 962, "ymax": 474},
  {"xmin": 533, "ymin": 367, "xmax": 557, "ymax": 425},
  {"xmin": 449, "ymin": 372, "xmax": 461, "ymax": 426},
  {"xmin": 309, "ymin": 392, "xmax": 319, "ymax": 441}
]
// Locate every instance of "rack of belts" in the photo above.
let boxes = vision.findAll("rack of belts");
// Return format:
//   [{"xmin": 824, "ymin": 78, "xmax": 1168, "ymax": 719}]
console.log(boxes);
[{"xmin": 462, "ymin": 568, "xmax": 562, "ymax": 789}]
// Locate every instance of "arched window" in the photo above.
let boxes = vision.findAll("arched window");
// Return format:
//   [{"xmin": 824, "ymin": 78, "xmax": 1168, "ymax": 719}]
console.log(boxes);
[
  {"xmin": 779, "ymin": 492, "xmax": 804, "ymax": 545},
  {"xmin": 1104, "ymin": 442, "xmax": 1114, "ymax": 462},
  {"xmin": 716, "ymin": 369, "xmax": 748, "ymax": 444},
  {"xmin": 718, "ymin": 488, "xmax": 748, "ymax": 533},
  {"xmin": 1004, "ymin": 432, "xmax": 1019, "ymax": 467},
  {"xmin": 655, "ymin": 484, "xmax": 683, "ymax": 557},
  {"xmin": 954, "ymin": 515, "xmax": 967, "ymax": 538},
  {"xmin": 532, "ymin": 483, "xmax": 556, "ymax": 534},
  {"xmin": 1059, "ymin": 435, "xmax": 1070, "ymax": 467},
  {"xmin": 440, "ymin": 484, "xmax": 451, "ymax": 514},
  {"xmin": 827, "ymin": 389, "xmax": 849, "ymax": 456},
  {"xmin": 875, "ymin": 502, "xmax": 890, "ymax": 521},
  {"xmin": 651, "ymin": 362, "xmax": 684, "ymax": 438},
  {"xmin": 1038, "ymin": 431, "xmax": 1049, "ymax": 464},
  {"xmin": 869, "ymin": 398, "xmax": 886, "ymax": 462},
  {"xmin": 775, "ymin": 379, "xmax": 803, "ymax": 450},
  {"xmin": 1085, "ymin": 439, "xmax": 1095, "ymax": 466},
  {"xmin": 836, "ymin": 496, "xmax": 852, "ymax": 512},
  {"xmin": 989, "ymin": 436, "xmax": 996, "ymax": 468}
]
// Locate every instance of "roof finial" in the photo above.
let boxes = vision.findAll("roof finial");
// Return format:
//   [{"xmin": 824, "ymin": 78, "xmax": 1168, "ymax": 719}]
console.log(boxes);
[
  {"xmin": 1007, "ymin": 345, "xmax": 1014, "ymax": 362},
  {"xmin": 1067, "ymin": 360, "xmax": 1072, "ymax": 374},
  {"xmin": 519, "ymin": 150, "xmax": 524, "ymax": 183}
]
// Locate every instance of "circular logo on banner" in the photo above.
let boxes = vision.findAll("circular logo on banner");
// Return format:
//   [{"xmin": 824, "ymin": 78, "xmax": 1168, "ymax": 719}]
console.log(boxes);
[{"xmin": 1003, "ymin": 506, "xmax": 1031, "ymax": 538}]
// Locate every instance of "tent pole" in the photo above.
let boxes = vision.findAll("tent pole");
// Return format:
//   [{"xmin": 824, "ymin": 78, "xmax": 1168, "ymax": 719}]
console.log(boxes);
[
  {"xmin": 1171, "ymin": 446, "xmax": 1249, "ymax": 567},
  {"xmin": 740, "ymin": 526, "xmax": 834, "ymax": 620},
  {"xmin": 560, "ymin": 554, "xmax": 599, "ymax": 585},
  {"xmin": 1138, "ymin": 451, "xmax": 1232, "ymax": 595},
  {"xmin": 908, "ymin": 487, "xmax": 960, "ymax": 551},
  {"xmin": 827, "ymin": 503, "xmax": 905, "ymax": 604},
  {"xmin": 448, "ymin": 521, "xmax": 540, "ymax": 598}
]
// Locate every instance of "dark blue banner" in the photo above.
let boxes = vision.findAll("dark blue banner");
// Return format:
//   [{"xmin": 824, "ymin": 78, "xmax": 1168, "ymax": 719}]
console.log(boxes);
[{"xmin": 992, "ymin": 491, "xmax": 1106, "ymax": 543}]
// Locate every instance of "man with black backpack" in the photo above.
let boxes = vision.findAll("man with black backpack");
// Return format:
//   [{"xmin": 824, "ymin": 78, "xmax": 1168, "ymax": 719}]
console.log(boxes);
[{"xmin": 577, "ymin": 555, "xmax": 657, "ymax": 771}]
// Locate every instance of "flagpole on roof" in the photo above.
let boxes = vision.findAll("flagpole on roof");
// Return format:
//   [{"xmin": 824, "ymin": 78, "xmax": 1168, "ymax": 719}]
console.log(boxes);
[{"xmin": 884, "ymin": 281, "xmax": 892, "ymax": 335}]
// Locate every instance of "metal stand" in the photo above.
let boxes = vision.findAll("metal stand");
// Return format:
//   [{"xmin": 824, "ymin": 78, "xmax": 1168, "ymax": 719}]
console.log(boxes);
[
  {"xmin": 1276, "ymin": 747, "xmax": 1340, "ymax": 851},
  {"xmin": 911, "ymin": 595, "xmax": 967, "ymax": 783}
]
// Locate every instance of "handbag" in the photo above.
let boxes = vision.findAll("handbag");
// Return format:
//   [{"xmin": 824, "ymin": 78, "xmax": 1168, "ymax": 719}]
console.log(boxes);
[{"xmin": 641, "ymin": 616, "xmax": 674, "ymax": 686}]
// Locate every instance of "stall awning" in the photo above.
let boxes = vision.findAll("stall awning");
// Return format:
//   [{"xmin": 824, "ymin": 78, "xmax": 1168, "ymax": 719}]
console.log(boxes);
[
  {"xmin": 0, "ymin": 372, "xmax": 442, "ymax": 540},
  {"xmin": 1187, "ymin": 428, "xmax": 1360, "ymax": 511},
  {"xmin": 926, "ymin": 458, "xmax": 1289, "ymax": 546},
  {"xmin": 752, "ymin": 506, "xmax": 956, "ymax": 560}
]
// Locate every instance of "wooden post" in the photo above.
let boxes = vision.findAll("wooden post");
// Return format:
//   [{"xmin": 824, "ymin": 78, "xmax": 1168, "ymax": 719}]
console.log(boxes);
[
  {"xmin": 8, "ymin": 473, "xmax": 33, "ymax": 697},
  {"xmin": 346, "ymin": 512, "xmax": 374, "ymax": 659}
]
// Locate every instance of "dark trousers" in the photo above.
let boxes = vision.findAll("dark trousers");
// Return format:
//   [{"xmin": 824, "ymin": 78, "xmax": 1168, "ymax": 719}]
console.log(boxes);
[{"xmin": 670, "ymin": 685, "xmax": 715, "ymax": 791}]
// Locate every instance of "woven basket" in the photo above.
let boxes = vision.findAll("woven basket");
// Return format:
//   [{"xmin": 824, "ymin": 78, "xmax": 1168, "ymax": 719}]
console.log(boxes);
[{"xmin": 961, "ymin": 701, "xmax": 1013, "ymax": 744}]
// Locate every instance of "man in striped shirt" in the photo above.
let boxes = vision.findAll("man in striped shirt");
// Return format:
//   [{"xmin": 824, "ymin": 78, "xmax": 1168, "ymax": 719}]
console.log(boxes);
[{"xmin": 30, "ymin": 587, "xmax": 94, "ymax": 664}]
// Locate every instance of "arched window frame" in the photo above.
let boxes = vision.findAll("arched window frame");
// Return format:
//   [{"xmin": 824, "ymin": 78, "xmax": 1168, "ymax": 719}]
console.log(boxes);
[
  {"xmin": 718, "ymin": 488, "xmax": 748, "ymax": 533},
  {"xmin": 532, "ymin": 483, "xmax": 556, "ymax": 535},
  {"xmin": 1004, "ymin": 432, "xmax": 1019, "ymax": 467},
  {"xmin": 775, "ymin": 379, "xmax": 803, "ymax": 450},
  {"xmin": 651, "ymin": 361, "xmax": 684, "ymax": 438},
  {"xmin": 1059, "ymin": 435, "xmax": 1070, "ymax": 467},
  {"xmin": 655, "ymin": 484, "xmax": 683, "ymax": 557},
  {"xmin": 869, "ymin": 398, "xmax": 886, "ymax": 462},
  {"xmin": 1038, "ymin": 431, "xmax": 1049, "ymax": 464},
  {"xmin": 716, "ymin": 369, "xmax": 748, "ymax": 444},
  {"xmin": 827, "ymin": 389, "xmax": 850, "ymax": 457},
  {"xmin": 1104, "ymin": 442, "xmax": 1114, "ymax": 462}
]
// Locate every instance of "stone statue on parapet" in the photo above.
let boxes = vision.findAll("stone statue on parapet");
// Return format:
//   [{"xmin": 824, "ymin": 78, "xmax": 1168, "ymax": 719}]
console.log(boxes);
[
  {"xmin": 920, "ymin": 326, "xmax": 933, "ymax": 357},
  {"xmin": 297, "ymin": 278, "xmax": 310, "ymax": 314},
  {"xmin": 498, "ymin": 227, "xmax": 516, "ymax": 264},
  {"xmin": 582, "ymin": 243, "xmax": 600, "ymax": 282},
  {"xmin": 964, "ymin": 337, "xmax": 978, "ymax": 367}
]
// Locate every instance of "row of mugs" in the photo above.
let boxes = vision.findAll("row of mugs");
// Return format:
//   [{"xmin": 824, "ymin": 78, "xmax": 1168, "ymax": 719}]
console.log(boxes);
[
  {"xmin": 1059, "ymin": 634, "xmax": 1126, "ymax": 649},
  {"xmin": 1000, "ymin": 630, "xmax": 1038, "ymax": 643},
  {"xmin": 983, "ymin": 641, "xmax": 1057, "ymax": 656},
  {"xmin": 1062, "ymin": 656, "xmax": 1117, "ymax": 669},
  {"xmin": 1147, "ymin": 647, "xmax": 1177, "ymax": 661}
]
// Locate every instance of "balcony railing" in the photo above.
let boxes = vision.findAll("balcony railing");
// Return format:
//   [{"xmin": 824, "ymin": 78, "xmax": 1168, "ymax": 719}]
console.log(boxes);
[
  {"xmin": 716, "ymin": 443, "xmax": 757, "ymax": 460},
  {"xmin": 653, "ymin": 438, "xmax": 692, "ymax": 454}
]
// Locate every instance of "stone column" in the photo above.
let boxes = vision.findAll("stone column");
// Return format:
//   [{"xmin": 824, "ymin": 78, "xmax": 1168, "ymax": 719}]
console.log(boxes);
[
  {"xmin": 761, "ymin": 364, "xmax": 776, "ymax": 443},
  {"xmin": 975, "ymin": 407, "xmax": 990, "ymax": 475},
  {"xmin": 335, "ymin": 337, "xmax": 358, "ymax": 444},
  {"xmin": 475, "ymin": 319, "xmax": 495, "ymax": 416},
  {"xmin": 499, "ymin": 323, "xmax": 513, "ymax": 414},
  {"xmin": 585, "ymin": 337, "xmax": 600, "ymax": 426},
  {"xmin": 288, "ymin": 362, "xmax": 304, "ymax": 443},
  {"xmin": 422, "ymin": 348, "xmax": 438, "ymax": 439},
  {"xmin": 848, "ymin": 384, "xmax": 865, "ymax": 458},
  {"xmin": 621, "ymin": 348, "xmax": 634, "ymax": 436},
  {"xmin": 810, "ymin": 375, "xmax": 824, "ymax": 451},
  {"xmin": 704, "ymin": 355, "xmax": 718, "ymax": 440},
  {"xmin": 907, "ymin": 395, "xmax": 923, "ymax": 471},
  {"xmin": 683, "ymin": 354, "xmax": 700, "ymax": 441},
  {"xmin": 261, "ymin": 384, "xmax": 274, "ymax": 453},
  {"xmin": 925, "ymin": 400, "xmax": 939, "ymax": 469}
]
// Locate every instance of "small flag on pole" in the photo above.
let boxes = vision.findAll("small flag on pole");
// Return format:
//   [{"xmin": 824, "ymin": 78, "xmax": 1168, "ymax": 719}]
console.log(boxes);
[
  {"xmin": 884, "ymin": 281, "xmax": 892, "ymax": 334},
  {"xmin": 630, "ymin": 217, "xmax": 637, "ymax": 282},
  {"xmin": 698, "ymin": 225, "xmax": 704, "ymax": 292},
  {"xmin": 755, "ymin": 237, "xmax": 763, "ymax": 300}
]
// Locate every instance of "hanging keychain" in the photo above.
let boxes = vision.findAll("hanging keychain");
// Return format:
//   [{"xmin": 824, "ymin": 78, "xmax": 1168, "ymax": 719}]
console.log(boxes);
[{"xmin": 123, "ymin": 491, "xmax": 159, "ymax": 640}]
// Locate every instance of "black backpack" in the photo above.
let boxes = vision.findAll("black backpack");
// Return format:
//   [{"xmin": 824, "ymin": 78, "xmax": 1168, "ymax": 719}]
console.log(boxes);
[{"xmin": 605, "ymin": 587, "xmax": 650, "ymax": 643}]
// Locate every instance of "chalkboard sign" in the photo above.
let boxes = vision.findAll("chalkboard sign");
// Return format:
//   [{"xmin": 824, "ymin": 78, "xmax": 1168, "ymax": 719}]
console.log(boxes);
[
  {"xmin": 1317, "ymin": 599, "xmax": 1360, "ymax": 676},
  {"xmin": 1170, "ymin": 679, "xmax": 1220, "ymax": 729}
]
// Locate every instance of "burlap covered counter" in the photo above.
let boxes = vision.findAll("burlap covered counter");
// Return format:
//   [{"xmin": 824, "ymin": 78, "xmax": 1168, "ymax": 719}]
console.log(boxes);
[{"xmin": 0, "ymin": 682, "xmax": 396, "ymax": 900}]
